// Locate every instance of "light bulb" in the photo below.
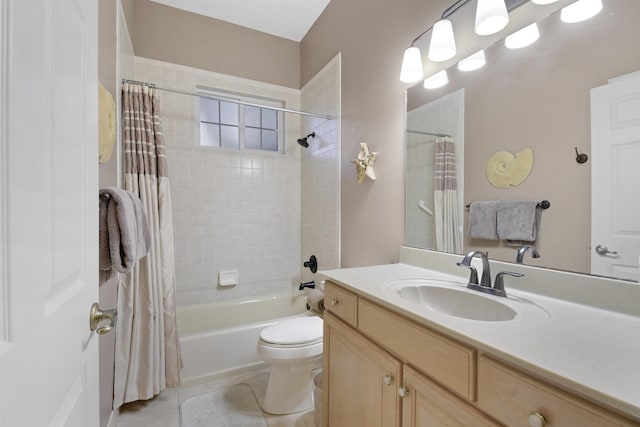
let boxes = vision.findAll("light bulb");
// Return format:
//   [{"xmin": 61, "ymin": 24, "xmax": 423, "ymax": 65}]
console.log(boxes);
[
  {"xmin": 423, "ymin": 70, "xmax": 449, "ymax": 89},
  {"xmin": 475, "ymin": 0, "xmax": 509, "ymax": 36},
  {"xmin": 457, "ymin": 50, "xmax": 486, "ymax": 71},
  {"xmin": 400, "ymin": 46, "xmax": 424, "ymax": 83},
  {"xmin": 561, "ymin": 0, "xmax": 603, "ymax": 23},
  {"xmin": 505, "ymin": 23, "xmax": 540, "ymax": 49},
  {"xmin": 428, "ymin": 19, "xmax": 457, "ymax": 62}
]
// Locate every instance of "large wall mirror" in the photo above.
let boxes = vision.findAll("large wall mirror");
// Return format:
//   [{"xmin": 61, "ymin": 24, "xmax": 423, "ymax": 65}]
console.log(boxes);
[{"xmin": 405, "ymin": 0, "xmax": 640, "ymax": 280}]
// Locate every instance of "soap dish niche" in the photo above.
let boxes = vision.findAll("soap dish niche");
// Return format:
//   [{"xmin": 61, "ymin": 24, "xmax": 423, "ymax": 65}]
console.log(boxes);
[{"xmin": 218, "ymin": 270, "xmax": 238, "ymax": 287}]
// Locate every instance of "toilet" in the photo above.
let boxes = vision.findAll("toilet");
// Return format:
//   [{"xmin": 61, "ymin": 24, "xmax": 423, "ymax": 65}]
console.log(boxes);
[{"xmin": 257, "ymin": 316, "xmax": 323, "ymax": 415}]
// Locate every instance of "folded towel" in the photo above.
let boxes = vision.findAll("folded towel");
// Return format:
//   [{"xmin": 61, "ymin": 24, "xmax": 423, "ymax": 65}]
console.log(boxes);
[
  {"xmin": 307, "ymin": 288, "xmax": 325, "ymax": 315},
  {"xmin": 468, "ymin": 201, "xmax": 499, "ymax": 240},
  {"xmin": 99, "ymin": 187, "xmax": 151, "ymax": 274},
  {"xmin": 496, "ymin": 201, "xmax": 541, "ymax": 241}
]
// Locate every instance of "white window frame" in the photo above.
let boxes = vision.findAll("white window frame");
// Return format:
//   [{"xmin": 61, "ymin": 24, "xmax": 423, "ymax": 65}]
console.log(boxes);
[{"xmin": 196, "ymin": 86, "xmax": 285, "ymax": 154}]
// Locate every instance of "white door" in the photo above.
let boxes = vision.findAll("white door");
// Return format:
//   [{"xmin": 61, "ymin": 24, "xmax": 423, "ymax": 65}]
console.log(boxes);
[
  {"xmin": 0, "ymin": 0, "xmax": 100, "ymax": 425},
  {"xmin": 590, "ymin": 71, "xmax": 640, "ymax": 281}
]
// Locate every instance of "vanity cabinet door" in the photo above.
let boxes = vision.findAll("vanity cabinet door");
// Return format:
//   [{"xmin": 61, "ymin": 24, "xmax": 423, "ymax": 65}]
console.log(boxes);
[
  {"xmin": 324, "ymin": 312, "xmax": 401, "ymax": 427},
  {"xmin": 401, "ymin": 365, "xmax": 501, "ymax": 427}
]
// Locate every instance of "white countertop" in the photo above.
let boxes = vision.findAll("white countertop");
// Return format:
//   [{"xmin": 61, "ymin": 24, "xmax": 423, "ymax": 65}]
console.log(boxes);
[{"xmin": 320, "ymin": 258, "xmax": 640, "ymax": 422}]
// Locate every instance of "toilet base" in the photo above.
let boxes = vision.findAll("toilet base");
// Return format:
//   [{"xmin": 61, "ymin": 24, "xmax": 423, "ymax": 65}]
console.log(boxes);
[{"xmin": 261, "ymin": 360, "xmax": 321, "ymax": 415}]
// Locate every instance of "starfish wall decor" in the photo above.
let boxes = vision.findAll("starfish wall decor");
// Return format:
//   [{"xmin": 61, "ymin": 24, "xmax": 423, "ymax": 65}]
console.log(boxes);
[{"xmin": 351, "ymin": 142, "xmax": 378, "ymax": 183}]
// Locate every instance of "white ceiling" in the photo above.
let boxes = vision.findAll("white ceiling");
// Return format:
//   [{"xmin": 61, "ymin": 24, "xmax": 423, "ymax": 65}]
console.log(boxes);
[{"xmin": 150, "ymin": 0, "xmax": 331, "ymax": 42}]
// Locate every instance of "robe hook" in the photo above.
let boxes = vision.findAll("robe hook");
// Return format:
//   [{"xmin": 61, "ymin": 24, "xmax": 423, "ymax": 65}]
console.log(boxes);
[{"xmin": 575, "ymin": 147, "xmax": 588, "ymax": 164}]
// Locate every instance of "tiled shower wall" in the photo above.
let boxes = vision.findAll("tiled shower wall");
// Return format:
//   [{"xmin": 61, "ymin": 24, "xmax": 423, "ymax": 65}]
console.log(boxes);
[
  {"xmin": 405, "ymin": 89, "xmax": 464, "ymax": 250},
  {"xmin": 134, "ymin": 57, "xmax": 303, "ymax": 305},
  {"xmin": 300, "ymin": 55, "xmax": 341, "ymax": 283}
]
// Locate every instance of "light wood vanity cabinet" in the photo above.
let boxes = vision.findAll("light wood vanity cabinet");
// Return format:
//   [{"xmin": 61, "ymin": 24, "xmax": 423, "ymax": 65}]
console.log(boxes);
[
  {"xmin": 323, "ymin": 281, "xmax": 639, "ymax": 427},
  {"xmin": 478, "ymin": 356, "xmax": 638, "ymax": 427},
  {"xmin": 324, "ymin": 312, "xmax": 401, "ymax": 427},
  {"xmin": 358, "ymin": 298, "xmax": 476, "ymax": 401},
  {"xmin": 402, "ymin": 365, "xmax": 500, "ymax": 427},
  {"xmin": 324, "ymin": 282, "xmax": 358, "ymax": 327}
]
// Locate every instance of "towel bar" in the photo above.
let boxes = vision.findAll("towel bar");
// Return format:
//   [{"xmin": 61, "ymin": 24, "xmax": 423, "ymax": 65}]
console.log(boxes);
[{"xmin": 465, "ymin": 200, "xmax": 550, "ymax": 210}]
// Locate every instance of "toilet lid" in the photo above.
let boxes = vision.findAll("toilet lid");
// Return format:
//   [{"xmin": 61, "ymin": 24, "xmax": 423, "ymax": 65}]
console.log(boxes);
[{"xmin": 260, "ymin": 316, "xmax": 323, "ymax": 345}]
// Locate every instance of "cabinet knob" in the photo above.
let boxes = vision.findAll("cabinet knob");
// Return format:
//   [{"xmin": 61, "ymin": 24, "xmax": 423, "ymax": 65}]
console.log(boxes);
[
  {"xmin": 383, "ymin": 375, "xmax": 393, "ymax": 385},
  {"xmin": 398, "ymin": 387, "xmax": 409, "ymax": 398},
  {"xmin": 528, "ymin": 412, "xmax": 546, "ymax": 427},
  {"xmin": 331, "ymin": 298, "xmax": 339, "ymax": 307}
]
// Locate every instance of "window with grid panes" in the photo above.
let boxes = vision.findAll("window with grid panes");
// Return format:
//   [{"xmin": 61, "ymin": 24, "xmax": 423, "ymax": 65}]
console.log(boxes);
[{"xmin": 198, "ymin": 90, "xmax": 283, "ymax": 152}]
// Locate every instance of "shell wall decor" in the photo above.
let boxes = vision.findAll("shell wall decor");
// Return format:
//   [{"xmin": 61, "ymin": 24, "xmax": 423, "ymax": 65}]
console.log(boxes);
[
  {"xmin": 486, "ymin": 147, "xmax": 533, "ymax": 188},
  {"xmin": 98, "ymin": 82, "xmax": 116, "ymax": 164}
]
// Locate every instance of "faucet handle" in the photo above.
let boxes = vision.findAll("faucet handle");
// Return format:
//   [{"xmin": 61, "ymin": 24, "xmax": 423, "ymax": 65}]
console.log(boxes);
[
  {"xmin": 494, "ymin": 271, "xmax": 524, "ymax": 293},
  {"xmin": 456, "ymin": 262, "xmax": 479, "ymax": 285}
]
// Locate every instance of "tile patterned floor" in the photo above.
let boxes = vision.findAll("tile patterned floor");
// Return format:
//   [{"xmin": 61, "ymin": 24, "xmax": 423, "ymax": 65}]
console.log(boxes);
[{"xmin": 116, "ymin": 369, "xmax": 317, "ymax": 427}]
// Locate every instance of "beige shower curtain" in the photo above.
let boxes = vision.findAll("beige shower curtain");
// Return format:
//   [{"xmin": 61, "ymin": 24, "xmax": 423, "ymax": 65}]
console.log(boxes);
[
  {"xmin": 434, "ymin": 137, "xmax": 462, "ymax": 253},
  {"xmin": 114, "ymin": 83, "xmax": 181, "ymax": 408}
]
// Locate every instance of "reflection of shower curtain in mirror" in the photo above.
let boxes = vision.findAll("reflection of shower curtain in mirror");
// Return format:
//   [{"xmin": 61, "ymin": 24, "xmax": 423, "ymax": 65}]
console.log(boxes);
[{"xmin": 434, "ymin": 137, "xmax": 462, "ymax": 253}]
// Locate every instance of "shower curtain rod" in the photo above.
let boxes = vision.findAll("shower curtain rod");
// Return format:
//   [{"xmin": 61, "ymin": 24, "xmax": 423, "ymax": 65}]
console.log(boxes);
[
  {"xmin": 122, "ymin": 79, "xmax": 333, "ymax": 120},
  {"xmin": 406, "ymin": 129, "xmax": 451, "ymax": 138}
]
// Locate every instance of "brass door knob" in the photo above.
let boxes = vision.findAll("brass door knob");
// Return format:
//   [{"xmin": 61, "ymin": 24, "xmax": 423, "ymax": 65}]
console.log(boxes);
[{"xmin": 89, "ymin": 302, "xmax": 117, "ymax": 335}]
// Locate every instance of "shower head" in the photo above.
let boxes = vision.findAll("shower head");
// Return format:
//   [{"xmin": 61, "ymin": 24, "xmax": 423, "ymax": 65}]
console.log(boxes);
[{"xmin": 297, "ymin": 132, "xmax": 316, "ymax": 148}]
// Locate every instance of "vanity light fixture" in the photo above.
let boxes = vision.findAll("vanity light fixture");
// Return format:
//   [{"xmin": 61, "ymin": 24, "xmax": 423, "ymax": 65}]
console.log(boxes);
[
  {"xmin": 423, "ymin": 70, "xmax": 449, "ymax": 89},
  {"xmin": 560, "ymin": 0, "xmax": 602, "ymax": 23},
  {"xmin": 457, "ymin": 49, "xmax": 486, "ymax": 71},
  {"xmin": 428, "ymin": 19, "xmax": 457, "ymax": 62},
  {"xmin": 399, "ymin": 0, "xmax": 471, "ymax": 83},
  {"xmin": 474, "ymin": 0, "xmax": 509, "ymax": 36},
  {"xmin": 505, "ymin": 22, "xmax": 540, "ymax": 49},
  {"xmin": 400, "ymin": 46, "xmax": 424, "ymax": 83}
]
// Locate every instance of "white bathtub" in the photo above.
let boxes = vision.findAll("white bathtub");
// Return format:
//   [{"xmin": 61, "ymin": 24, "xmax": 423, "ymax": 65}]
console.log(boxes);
[{"xmin": 177, "ymin": 294, "xmax": 311, "ymax": 384}]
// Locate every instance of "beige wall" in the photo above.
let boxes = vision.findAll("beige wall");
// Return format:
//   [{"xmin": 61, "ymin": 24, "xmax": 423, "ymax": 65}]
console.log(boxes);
[
  {"xmin": 303, "ymin": 0, "xmax": 640, "ymax": 272},
  {"xmin": 127, "ymin": 0, "xmax": 300, "ymax": 89},
  {"xmin": 301, "ymin": 0, "xmax": 452, "ymax": 267},
  {"xmin": 120, "ymin": 0, "xmax": 134, "ymax": 32},
  {"xmin": 98, "ymin": 0, "xmax": 118, "ymax": 188},
  {"xmin": 126, "ymin": 0, "xmax": 438, "ymax": 268},
  {"xmin": 406, "ymin": 0, "xmax": 640, "ymax": 273},
  {"xmin": 97, "ymin": 1, "xmax": 118, "ymax": 426},
  {"xmin": 462, "ymin": 1, "xmax": 640, "ymax": 273},
  {"xmin": 99, "ymin": 0, "xmax": 117, "ymax": 95},
  {"xmin": 116, "ymin": 0, "xmax": 640, "ymax": 273}
]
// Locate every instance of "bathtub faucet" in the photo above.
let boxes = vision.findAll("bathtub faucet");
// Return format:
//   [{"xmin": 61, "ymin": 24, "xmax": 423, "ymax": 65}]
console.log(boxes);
[{"xmin": 298, "ymin": 281, "xmax": 315, "ymax": 291}]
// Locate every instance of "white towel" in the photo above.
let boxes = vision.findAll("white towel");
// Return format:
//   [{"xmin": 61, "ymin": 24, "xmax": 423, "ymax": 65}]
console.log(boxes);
[
  {"xmin": 99, "ymin": 187, "xmax": 151, "ymax": 274},
  {"xmin": 468, "ymin": 201, "xmax": 499, "ymax": 240},
  {"xmin": 496, "ymin": 201, "xmax": 541, "ymax": 241}
]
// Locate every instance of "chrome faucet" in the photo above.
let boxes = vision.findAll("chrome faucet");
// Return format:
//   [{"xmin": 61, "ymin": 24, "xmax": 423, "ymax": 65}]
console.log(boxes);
[
  {"xmin": 457, "ymin": 251, "xmax": 523, "ymax": 298},
  {"xmin": 516, "ymin": 245, "xmax": 540, "ymax": 264},
  {"xmin": 456, "ymin": 251, "xmax": 491, "ymax": 287}
]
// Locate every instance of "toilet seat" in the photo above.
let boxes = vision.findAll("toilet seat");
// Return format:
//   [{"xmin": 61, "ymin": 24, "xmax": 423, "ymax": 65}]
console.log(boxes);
[{"xmin": 259, "ymin": 316, "xmax": 323, "ymax": 346}]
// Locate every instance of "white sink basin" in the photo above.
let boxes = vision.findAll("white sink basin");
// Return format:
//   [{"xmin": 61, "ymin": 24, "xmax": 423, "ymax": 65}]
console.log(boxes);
[{"xmin": 384, "ymin": 278, "xmax": 537, "ymax": 322}]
